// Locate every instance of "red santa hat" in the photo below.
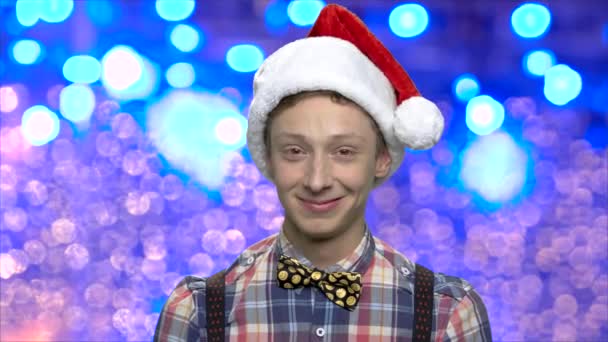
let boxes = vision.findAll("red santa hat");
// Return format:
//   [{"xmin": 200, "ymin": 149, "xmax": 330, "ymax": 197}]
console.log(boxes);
[{"xmin": 247, "ymin": 4, "xmax": 444, "ymax": 184}]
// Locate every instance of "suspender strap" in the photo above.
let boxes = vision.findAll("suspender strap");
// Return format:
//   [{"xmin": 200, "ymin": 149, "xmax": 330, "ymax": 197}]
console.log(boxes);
[
  {"xmin": 412, "ymin": 263, "xmax": 434, "ymax": 342},
  {"xmin": 204, "ymin": 266, "xmax": 433, "ymax": 341},
  {"xmin": 206, "ymin": 269, "xmax": 226, "ymax": 342}
]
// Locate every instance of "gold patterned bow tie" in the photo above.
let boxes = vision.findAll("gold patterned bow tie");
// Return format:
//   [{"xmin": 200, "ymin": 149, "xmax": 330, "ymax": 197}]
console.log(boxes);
[{"xmin": 276, "ymin": 254, "xmax": 362, "ymax": 311}]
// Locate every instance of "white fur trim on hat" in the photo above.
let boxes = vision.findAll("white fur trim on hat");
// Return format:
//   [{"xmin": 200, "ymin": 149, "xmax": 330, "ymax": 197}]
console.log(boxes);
[{"xmin": 393, "ymin": 96, "xmax": 445, "ymax": 150}]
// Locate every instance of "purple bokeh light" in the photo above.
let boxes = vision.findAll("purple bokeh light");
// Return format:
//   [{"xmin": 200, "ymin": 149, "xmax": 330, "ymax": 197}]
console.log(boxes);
[{"xmin": 0, "ymin": 1, "xmax": 606, "ymax": 341}]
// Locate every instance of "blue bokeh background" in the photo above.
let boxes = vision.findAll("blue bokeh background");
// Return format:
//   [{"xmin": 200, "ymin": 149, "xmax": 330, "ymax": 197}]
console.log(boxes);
[{"xmin": 1, "ymin": 1, "xmax": 607, "ymax": 341}]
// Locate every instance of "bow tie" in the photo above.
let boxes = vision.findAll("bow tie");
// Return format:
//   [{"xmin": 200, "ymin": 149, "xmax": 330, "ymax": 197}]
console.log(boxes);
[{"xmin": 276, "ymin": 254, "xmax": 362, "ymax": 311}]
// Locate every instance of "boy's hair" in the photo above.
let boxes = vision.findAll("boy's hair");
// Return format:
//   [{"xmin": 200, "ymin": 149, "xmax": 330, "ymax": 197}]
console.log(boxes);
[{"xmin": 263, "ymin": 90, "xmax": 388, "ymax": 157}]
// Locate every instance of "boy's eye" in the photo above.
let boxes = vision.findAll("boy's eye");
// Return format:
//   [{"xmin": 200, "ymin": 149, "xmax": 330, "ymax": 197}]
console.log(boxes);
[
  {"xmin": 337, "ymin": 148, "xmax": 355, "ymax": 156},
  {"xmin": 282, "ymin": 147, "xmax": 304, "ymax": 157}
]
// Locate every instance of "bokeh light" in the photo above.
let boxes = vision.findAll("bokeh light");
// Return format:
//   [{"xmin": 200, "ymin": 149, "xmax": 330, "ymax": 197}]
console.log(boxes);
[
  {"xmin": 389, "ymin": 3, "xmax": 430, "ymax": 38},
  {"xmin": 15, "ymin": 0, "xmax": 40, "ymax": 27},
  {"xmin": 544, "ymin": 64, "xmax": 582, "ymax": 105},
  {"xmin": 99, "ymin": 47, "xmax": 161, "ymax": 101},
  {"xmin": 523, "ymin": 49, "xmax": 556, "ymax": 76},
  {"xmin": 146, "ymin": 89, "xmax": 247, "ymax": 188},
  {"xmin": 453, "ymin": 74, "xmax": 481, "ymax": 102},
  {"xmin": 38, "ymin": 0, "xmax": 74, "ymax": 23},
  {"xmin": 85, "ymin": 0, "xmax": 114, "ymax": 26},
  {"xmin": 165, "ymin": 63, "xmax": 195, "ymax": 88},
  {"xmin": 20, "ymin": 105, "xmax": 60, "ymax": 146},
  {"xmin": 0, "ymin": 86, "xmax": 19, "ymax": 113},
  {"xmin": 1, "ymin": 1, "xmax": 606, "ymax": 341},
  {"xmin": 59, "ymin": 84, "xmax": 96, "ymax": 124},
  {"xmin": 64, "ymin": 243, "xmax": 90, "ymax": 270},
  {"xmin": 287, "ymin": 0, "xmax": 325, "ymax": 27},
  {"xmin": 155, "ymin": 0, "xmax": 195, "ymax": 22},
  {"xmin": 0, "ymin": 127, "xmax": 30, "ymax": 155},
  {"xmin": 0, "ymin": 253, "xmax": 17, "ymax": 279},
  {"xmin": 214, "ymin": 115, "xmax": 248, "ymax": 148},
  {"xmin": 226, "ymin": 44, "xmax": 264, "ymax": 72},
  {"xmin": 465, "ymin": 95, "xmax": 505, "ymax": 136},
  {"xmin": 170, "ymin": 24, "xmax": 201, "ymax": 52},
  {"xmin": 62, "ymin": 55, "xmax": 102, "ymax": 84},
  {"xmin": 111, "ymin": 56, "xmax": 160, "ymax": 101},
  {"xmin": 459, "ymin": 131, "xmax": 528, "ymax": 203},
  {"xmin": 101, "ymin": 45, "xmax": 144, "ymax": 91},
  {"xmin": 511, "ymin": 3, "xmax": 552, "ymax": 38},
  {"xmin": 12, "ymin": 39, "xmax": 42, "ymax": 65},
  {"xmin": 265, "ymin": 0, "xmax": 289, "ymax": 31}
]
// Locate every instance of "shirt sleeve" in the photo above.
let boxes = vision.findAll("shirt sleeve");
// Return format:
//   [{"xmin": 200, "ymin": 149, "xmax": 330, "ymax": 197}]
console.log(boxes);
[
  {"xmin": 441, "ymin": 289, "xmax": 492, "ymax": 342},
  {"xmin": 153, "ymin": 277, "xmax": 205, "ymax": 342}
]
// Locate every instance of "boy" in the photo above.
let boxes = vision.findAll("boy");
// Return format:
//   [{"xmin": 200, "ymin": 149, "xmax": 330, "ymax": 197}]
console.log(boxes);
[{"xmin": 155, "ymin": 4, "xmax": 491, "ymax": 341}]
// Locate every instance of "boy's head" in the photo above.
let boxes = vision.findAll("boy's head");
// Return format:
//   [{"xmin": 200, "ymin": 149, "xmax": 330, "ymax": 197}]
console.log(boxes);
[
  {"xmin": 246, "ymin": 5, "xmax": 444, "ymax": 192},
  {"xmin": 261, "ymin": 90, "xmax": 392, "ymax": 240}
]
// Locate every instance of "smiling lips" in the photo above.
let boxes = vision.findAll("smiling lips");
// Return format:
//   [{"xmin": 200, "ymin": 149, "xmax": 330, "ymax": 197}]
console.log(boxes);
[{"xmin": 299, "ymin": 197, "xmax": 343, "ymax": 213}]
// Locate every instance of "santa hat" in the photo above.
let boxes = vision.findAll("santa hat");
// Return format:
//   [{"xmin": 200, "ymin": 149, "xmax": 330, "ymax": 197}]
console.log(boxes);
[{"xmin": 247, "ymin": 4, "xmax": 444, "ymax": 184}]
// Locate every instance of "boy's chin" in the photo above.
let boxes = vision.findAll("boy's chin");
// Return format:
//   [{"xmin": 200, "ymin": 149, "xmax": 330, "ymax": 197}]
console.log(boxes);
[{"xmin": 287, "ymin": 217, "xmax": 349, "ymax": 240}]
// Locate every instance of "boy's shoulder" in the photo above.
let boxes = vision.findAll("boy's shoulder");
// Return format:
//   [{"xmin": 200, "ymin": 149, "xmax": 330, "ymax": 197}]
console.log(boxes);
[
  {"xmin": 372, "ymin": 236, "xmax": 474, "ymax": 301},
  {"xmin": 176, "ymin": 233, "xmax": 475, "ymax": 302},
  {"xmin": 223, "ymin": 233, "xmax": 279, "ymax": 280},
  {"xmin": 170, "ymin": 233, "xmax": 280, "ymax": 294}
]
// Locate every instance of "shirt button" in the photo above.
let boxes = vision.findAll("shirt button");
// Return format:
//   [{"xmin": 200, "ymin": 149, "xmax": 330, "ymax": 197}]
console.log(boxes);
[
  {"xmin": 401, "ymin": 265, "xmax": 410, "ymax": 276},
  {"xmin": 246, "ymin": 256, "xmax": 255, "ymax": 265},
  {"xmin": 315, "ymin": 327, "xmax": 325, "ymax": 337}
]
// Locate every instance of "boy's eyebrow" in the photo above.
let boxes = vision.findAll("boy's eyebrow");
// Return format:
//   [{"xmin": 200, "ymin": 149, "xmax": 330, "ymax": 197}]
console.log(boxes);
[{"xmin": 274, "ymin": 132, "xmax": 368, "ymax": 142}]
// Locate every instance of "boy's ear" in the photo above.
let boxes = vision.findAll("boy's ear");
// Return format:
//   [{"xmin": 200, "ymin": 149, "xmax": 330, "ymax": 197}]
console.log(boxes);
[{"xmin": 374, "ymin": 148, "xmax": 392, "ymax": 179}]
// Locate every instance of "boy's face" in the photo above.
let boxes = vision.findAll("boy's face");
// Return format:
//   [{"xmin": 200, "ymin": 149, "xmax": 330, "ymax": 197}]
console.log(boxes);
[{"xmin": 266, "ymin": 94, "xmax": 392, "ymax": 242}]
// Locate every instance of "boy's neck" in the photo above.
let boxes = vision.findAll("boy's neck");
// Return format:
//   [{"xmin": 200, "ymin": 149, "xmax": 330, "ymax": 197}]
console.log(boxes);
[{"xmin": 282, "ymin": 219, "xmax": 366, "ymax": 270}]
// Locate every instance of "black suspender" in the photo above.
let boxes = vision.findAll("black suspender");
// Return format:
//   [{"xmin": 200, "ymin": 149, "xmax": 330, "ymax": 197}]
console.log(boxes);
[
  {"xmin": 205, "ymin": 269, "xmax": 226, "ymax": 342},
  {"xmin": 204, "ymin": 265, "xmax": 435, "ymax": 342},
  {"xmin": 413, "ymin": 263, "xmax": 435, "ymax": 342}
]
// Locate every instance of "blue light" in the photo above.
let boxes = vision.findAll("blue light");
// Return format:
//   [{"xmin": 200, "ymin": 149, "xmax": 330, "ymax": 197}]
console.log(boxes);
[
  {"xmin": 21, "ymin": 105, "xmax": 61, "ymax": 146},
  {"xmin": 16, "ymin": 0, "xmax": 40, "ymax": 27},
  {"xmin": 156, "ymin": 0, "xmax": 195, "ymax": 21},
  {"xmin": 146, "ymin": 90, "xmax": 245, "ymax": 188},
  {"xmin": 131, "ymin": 58, "xmax": 161, "ymax": 100},
  {"xmin": 453, "ymin": 74, "xmax": 480, "ymax": 102},
  {"xmin": 590, "ymin": 81, "xmax": 608, "ymax": 113},
  {"xmin": 116, "ymin": 57, "xmax": 160, "ymax": 101},
  {"xmin": 59, "ymin": 84, "xmax": 96, "ymax": 124},
  {"xmin": 465, "ymin": 95, "xmax": 505, "ymax": 136},
  {"xmin": 287, "ymin": 0, "xmax": 325, "ymax": 27},
  {"xmin": 12, "ymin": 39, "xmax": 42, "ymax": 65},
  {"xmin": 86, "ymin": 0, "xmax": 114, "ymax": 27},
  {"xmin": 511, "ymin": 3, "xmax": 551, "ymax": 38},
  {"xmin": 62, "ymin": 55, "xmax": 101, "ymax": 84},
  {"xmin": 101, "ymin": 46, "xmax": 160, "ymax": 100},
  {"xmin": 39, "ymin": 0, "xmax": 74, "ymax": 23},
  {"xmin": 214, "ymin": 114, "xmax": 248, "ymax": 149},
  {"xmin": 166, "ymin": 63, "xmax": 195, "ymax": 88},
  {"xmin": 170, "ymin": 24, "xmax": 201, "ymax": 52},
  {"xmin": 523, "ymin": 49, "xmax": 555, "ymax": 76},
  {"xmin": 226, "ymin": 44, "xmax": 265, "ymax": 73},
  {"xmin": 459, "ymin": 132, "xmax": 528, "ymax": 203},
  {"xmin": 389, "ymin": 3, "xmax": 429, "ymax": 38},
  {"xmin": 101, "ymin": 45, "xmax": 144, "ymax": 91},
  {"xmin": 543, "ymin": 64, "xmax": 582, "ymax": 106},
  {"xmin": 265, "ymin": 0, "xmax": 289, "ymax": 31}
]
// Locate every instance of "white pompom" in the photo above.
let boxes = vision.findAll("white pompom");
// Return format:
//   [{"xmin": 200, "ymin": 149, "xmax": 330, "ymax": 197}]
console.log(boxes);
[{"xmin": 393, "ymin": 96, "xmax": 444, "ymax": 150}]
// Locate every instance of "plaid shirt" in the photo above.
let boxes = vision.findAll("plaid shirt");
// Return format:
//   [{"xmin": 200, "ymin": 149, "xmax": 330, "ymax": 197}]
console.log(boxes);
[{"xmin": 154, "ymin": 227, "xmax": 492, "ymax": 341}]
